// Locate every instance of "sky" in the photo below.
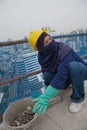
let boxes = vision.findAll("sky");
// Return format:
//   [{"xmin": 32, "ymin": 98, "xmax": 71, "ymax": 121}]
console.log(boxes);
[{"xmin": 0, "ymin": 0, "xmax": 87, "ymax": 41}]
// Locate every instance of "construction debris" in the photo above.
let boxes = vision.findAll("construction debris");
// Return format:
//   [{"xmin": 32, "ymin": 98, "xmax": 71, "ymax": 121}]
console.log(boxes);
[{"xmin": 10, "ymin": 106, "xmax": 35, "ymax": 127}]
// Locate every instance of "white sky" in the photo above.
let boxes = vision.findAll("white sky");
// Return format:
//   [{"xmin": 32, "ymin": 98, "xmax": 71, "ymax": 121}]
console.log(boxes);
[{"xmin": 0, "ymin": 0, "xmax": 87, "ymax": 41}]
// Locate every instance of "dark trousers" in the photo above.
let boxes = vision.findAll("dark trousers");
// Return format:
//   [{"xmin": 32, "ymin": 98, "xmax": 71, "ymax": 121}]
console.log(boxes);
[
  {"xmin": 43, "ymin": 61, "xmax": 87, "ymax": 103},
  {"xmin": 69, "ymin": 61, "xmax": 87, "ymax": 103}
]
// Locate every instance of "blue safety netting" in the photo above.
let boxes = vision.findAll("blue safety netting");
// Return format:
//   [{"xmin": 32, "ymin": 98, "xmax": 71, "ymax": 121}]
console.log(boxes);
[
  {"xmin": 0, "ymin": 34, "xmax": 87, "ymax": 117},
  {"xmin": 0, "ymin": 40, "xmax": 44, "ymax": 116}
]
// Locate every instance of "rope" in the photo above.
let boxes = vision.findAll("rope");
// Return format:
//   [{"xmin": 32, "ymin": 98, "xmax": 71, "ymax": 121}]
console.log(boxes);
[
  {"xmin": 0, "ymin": 39, "xmax": 28, "ymax": 47},
  {"xmin": 0, "ymin": 69, "xmax": 41, "ymax": 86},
  {"xmin": 0, "ymin": 33, "xmax": 87, "ymax": 86},
  {"xmin": 0, "ymin": 54, "xmax": 87, "ymax": 86},
  {"xmin": 0, "ymin": 33, "xmax": 87, "ymax": 46}
]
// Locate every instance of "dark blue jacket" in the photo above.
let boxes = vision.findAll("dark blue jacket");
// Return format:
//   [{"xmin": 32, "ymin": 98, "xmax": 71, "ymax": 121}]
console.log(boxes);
[
  {"xmin": 37, "ymin": 40, "xmax": 87, "ymax": 90},
  {"xmin": 50, "ymin": 49, "xmax": 87, "ymax": 89}
]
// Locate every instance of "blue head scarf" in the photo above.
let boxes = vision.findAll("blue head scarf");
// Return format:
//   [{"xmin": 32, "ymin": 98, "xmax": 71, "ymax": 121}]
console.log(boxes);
[{"xmin": 37, "ymin": 33, "xmax": 59, "ymax": 73}]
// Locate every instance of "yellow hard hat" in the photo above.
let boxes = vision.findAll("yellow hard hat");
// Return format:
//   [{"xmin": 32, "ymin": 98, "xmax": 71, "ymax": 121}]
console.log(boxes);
[{"xmin": 28, "ymin": 29, "xmax": 47, "ymax": 51}]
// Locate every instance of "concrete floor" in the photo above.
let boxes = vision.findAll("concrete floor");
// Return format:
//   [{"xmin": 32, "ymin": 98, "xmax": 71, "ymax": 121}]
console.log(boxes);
[{"xmin": 1, "ymin": 81, "xmax": 87, "ymax": 130}]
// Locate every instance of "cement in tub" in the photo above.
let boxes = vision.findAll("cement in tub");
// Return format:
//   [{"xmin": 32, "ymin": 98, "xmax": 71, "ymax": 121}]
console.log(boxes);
[{"xmin": 3, "ymin": 98, "xmax": 38, "ymax": 130}]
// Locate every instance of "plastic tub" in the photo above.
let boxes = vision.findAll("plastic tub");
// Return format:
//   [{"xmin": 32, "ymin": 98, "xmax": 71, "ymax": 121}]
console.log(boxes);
[{"xmin": 3, "ymin": 98, "xmax": 38, "ymax": 130}]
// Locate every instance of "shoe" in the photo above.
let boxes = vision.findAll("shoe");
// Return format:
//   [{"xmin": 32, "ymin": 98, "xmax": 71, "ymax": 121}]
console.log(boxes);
[{"xmin": 69, "ymin": 102, "xmax": 83, "ymax": 113}]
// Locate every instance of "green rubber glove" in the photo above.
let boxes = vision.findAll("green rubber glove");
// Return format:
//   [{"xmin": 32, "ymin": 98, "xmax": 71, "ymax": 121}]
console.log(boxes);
[
  {"xmin": 32, "ymin": 97, "xmax": 39, "ymax": 103},
  {"xmin": 32, "ymin": 85, "xmax": 60, "ymax": 114},
  {"xmin": 32, "ymin": 85, "xmax": 48, "ymax": 103},
  {"xmin": 44, "ymin": 85, "xmax": 48, "ymax": 90}
]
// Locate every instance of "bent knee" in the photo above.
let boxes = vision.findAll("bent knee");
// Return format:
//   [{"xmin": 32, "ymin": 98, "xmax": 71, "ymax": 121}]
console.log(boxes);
[
  {"xmin": 69, "ymin": 61, "xmax": 85, "ymax": 73},
  {"xmin": 69, "ymin": 61, "xmax": 78, "ymax": 71}
]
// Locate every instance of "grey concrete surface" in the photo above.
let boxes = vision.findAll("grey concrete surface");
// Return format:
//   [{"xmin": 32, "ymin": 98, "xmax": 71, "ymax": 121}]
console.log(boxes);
[
  {"xmin": 0, "ymin": 81, "xmax": 87, "ymax": 130},
  {"xmin": 32, "ymin": 81, "xmax": 87, "ymax": 130}
]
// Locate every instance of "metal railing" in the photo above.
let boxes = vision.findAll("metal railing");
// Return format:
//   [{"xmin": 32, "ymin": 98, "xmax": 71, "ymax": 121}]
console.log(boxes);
[
  {"xmin": 0, "ymin": 33, "xmax": 87, "ymax": 86},
  {"xmin": 0, "ymin": 33, "xmax": 87, "ymax": 46}
]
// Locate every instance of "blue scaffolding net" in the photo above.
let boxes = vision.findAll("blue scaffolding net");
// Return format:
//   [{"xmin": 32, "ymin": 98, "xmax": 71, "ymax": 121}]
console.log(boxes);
[{"xmin": 0, "ymin": 33, "xmax": 87, "ymax": 116}]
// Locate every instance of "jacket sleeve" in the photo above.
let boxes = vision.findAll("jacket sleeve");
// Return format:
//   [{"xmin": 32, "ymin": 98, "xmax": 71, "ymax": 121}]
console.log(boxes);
[{"xmin": 50, "ymin": 54, "xmax": 72, "ymax": 90}]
